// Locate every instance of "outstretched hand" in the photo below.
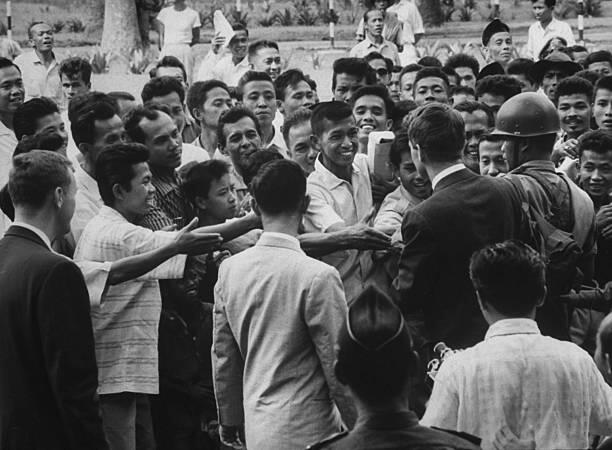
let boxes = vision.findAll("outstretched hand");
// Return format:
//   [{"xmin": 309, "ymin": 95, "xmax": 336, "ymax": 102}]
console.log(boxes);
[{"xmin": 173, "ymin": 218, "xmax": 223, "ymax": 255}]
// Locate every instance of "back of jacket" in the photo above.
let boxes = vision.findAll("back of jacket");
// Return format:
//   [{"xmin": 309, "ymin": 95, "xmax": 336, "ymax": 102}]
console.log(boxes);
[
  {"xmin": 397, "ymin": 169, "xmax": 525, "ymax": 349},
  {"xmin": 0, "ymin": 227, "xmax": 106, "ymax": 450}
]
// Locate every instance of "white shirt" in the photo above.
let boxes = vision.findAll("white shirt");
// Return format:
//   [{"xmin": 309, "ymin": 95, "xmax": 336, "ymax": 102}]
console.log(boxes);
[
  {"xmin": 180, "ymin": 142, "xmax": 210, "ymax": 167},
  {"xmin": 14, "ymin": 51, "xmax": 62, "ymax": 106},
  {"xmin": 386, "ymin": 0, "xmax": 424, "ymax": 45},
  {"xmin": 303, "ymin": 153, "xmax": 373, "ymax": 303},
  {"xmin": 431, "ymin": 163, "xmax": 465, "ymax": 190},
  {"xmin": 349, "ymin": 37, "xmax": 401, "ymax": 65},
  {"xmin": 527, "ymin": 18, "xmax": 575, "ymax": 60},
  {"xmin": 156, "ymin": 6, "xmax": 201, "ymax": 46},
  {"xmin": 269, "ymin": 123, "xmax": 289, "ymax": 158},
  {"xmin": 74, "ymin": 206, "xmax": 186, "ymax": 395},
  {"xmin": 0, "ymin": 121, "xmax": 16, "ymax": 235},
  {"xmin": 71, "ymin": 165, "xmax": 103, "ymax": 244},
  {"xmin": 207, "ymin": 54, "xmax": 250, "ymax": 87},
  {"xmin": 421, "ymin": 318, "xmax": 612, "ymax": 450}
]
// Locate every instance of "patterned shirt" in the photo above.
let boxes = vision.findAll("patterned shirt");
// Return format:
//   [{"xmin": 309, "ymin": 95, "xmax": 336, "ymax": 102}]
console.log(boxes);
[
  {"xmin": 421, "ymin": 318, "xmax": 612, "ymax": 449},
  {"xmin": 74, "ymin": 206, "xmax": 186, "ymax": 395},
  {"xmin": 140, "ymin": 167, "xmax": 191, "ymax": 230}
]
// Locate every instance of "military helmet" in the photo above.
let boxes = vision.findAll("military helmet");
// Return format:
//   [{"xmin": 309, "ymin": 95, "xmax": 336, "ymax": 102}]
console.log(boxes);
[{"xmin": 490, "ymin": 92, "xmax": 560, "ymax": 138}]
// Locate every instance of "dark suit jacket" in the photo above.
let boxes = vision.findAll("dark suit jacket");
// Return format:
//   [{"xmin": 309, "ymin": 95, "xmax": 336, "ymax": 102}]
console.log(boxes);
[
  {"xmin": 0, "ymin": 226, "xmax": 107, "ymax": 450},
  {"xmin": 396, "ymin": 168, "xmax": 526, "ymax": 350}
]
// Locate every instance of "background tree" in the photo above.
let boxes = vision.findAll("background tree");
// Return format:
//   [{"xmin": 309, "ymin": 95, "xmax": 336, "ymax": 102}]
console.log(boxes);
[
  {"xmin": 419, "ymin": 0, "xmax": 444, "ymax": 27},
  {"xmin": 101, "ymin": 0, "xmax": 142, "ymax": 72}
]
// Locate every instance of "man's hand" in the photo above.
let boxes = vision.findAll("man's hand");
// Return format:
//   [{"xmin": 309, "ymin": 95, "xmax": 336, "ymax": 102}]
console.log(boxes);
[
  {"xmin": 212, "ymin": 33, "xmax": 226, "ymax": 54},
  {"xmin": 597, "ymin": 205, "xmax": 612, "ymax": 240},
  {"xmin": 371, "ymin": 174, "xmax": 399, "ymax": 204},
  {"xmin": 552, "ymin": 138, "xmax": 579, "ymax": 165},
  {"xmin": 219, "ymin": 424, "xmax": 245, "ymax": 448},
  {"xmin": 339, "ymin": 209, "xmax": 392, "ymax": 250},
  {"xmin": 173, "ymin": 218, "xmax": 223, "ymax": 255}
]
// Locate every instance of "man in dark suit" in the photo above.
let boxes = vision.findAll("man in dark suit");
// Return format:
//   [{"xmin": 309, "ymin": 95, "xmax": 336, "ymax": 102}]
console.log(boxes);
[
  {"xmin": 0, "ymin": 150, "xmax": 107, "ymax": 450},
  {"xmin": 394, "ymin": 103, "xmax": 526, "ymax": 351}
]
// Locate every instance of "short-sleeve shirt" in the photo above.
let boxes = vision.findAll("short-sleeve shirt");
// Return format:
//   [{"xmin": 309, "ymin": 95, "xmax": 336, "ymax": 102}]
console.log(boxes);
[
  {"xmin": 74, "ymin": 206, "xmax": 186, "ymax": 395},
  {"xmin": 527, "ymin": 18, "xmax": 575, "ymax": 60},
  {"xmin": 303, "ymin": 153, "xmax": 373, "ymax": 303},
  {"xmin": 157, "ymin": 6, "xmax": 201, "ymax": 45},
  {"xmin": 14, "ymin": 51, "xmax": 62, "ymax": 106},
  {"xmin": 349, "ymin": 37, "xmax": 401, "ymax": 66},
  {"xmin": 387, "ymin": 0, "xmax": 424, "ymax": 45}
]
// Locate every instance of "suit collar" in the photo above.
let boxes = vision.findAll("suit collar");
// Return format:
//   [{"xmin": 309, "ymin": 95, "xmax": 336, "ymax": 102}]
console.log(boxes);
[
  {"xmin": 4, "ymin": 225, "xmax": 52, "ymax": 251},
  {"xmin": 256, "ymin": 231, "xmax": 303, "ymax": 253},
  {"xmin": 433, "ymin": 167, "xmax": 478, "ymax": 193}
]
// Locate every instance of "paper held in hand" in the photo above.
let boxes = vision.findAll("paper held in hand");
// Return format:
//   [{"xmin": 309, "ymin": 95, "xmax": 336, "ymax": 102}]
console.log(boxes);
[
  {"xmin": 213, "ymin": 10, "xmax": 236, "ymax": 50},
  {"xmin": 367, "ymin": 131, "xmax": 395, "ymax": 181}
]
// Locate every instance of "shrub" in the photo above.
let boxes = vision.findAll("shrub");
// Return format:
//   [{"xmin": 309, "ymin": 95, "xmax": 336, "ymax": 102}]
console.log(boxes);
[{"xmin": 65, "ymin": 18, "xmax": 86, "ymax": 33}]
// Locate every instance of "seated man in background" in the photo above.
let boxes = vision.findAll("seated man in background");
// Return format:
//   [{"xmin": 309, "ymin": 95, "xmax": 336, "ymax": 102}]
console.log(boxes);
[
  {"xmin": 422, "ymin": 240, "xmax": 612, "ymax": 449},
  {"xmin": 308, "ymin": 286, "xmax": 479, "ymax": 450}
]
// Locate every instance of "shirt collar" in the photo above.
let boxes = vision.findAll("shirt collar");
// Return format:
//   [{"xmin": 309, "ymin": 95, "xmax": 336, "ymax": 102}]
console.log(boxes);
[
  {"xmin": 313, "ymin": 153, "xmax": 361, "ymax": 189},
  {"xmin": 12, "ymin": 221, "xmax": 52, "ymax": 249},
  {"xmin": 364, "ymin": 36, "xmax": 386, "ymax": 49},
  {"xmin": 0, "ymin": 119, "xmax": 14, "ymax": 137},
  {"xmin": 485, "ymin": 318, "xmax": 541, "ymax": 340},
  {"xmin": 257, "ymin": 231, "xmax": 302, "ymax": 252},
  {"xmin": 431, "ymin": 163, "xmax": 465, "ymax": 190}
]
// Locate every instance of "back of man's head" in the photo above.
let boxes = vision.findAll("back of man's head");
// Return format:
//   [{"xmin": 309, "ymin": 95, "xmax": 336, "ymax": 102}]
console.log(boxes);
[
  {"xmin": 470, "ymin": 240, "xmax": 546, "ymax": 318},
  {"xmin": 408, "ymin": 103, "xmax": 465, "ymax": 163},
  {"xmin": 332, "ymin": 57, "xmax": 376, "ymax": 90},
  {"xmin": 251, "ymin": 159, "xmax": 306, "ymax": 216},
  {"xmin": 95, "ymin": 143, "xmax": 150, "ymax": 207},
  {"xmin": 13, "ymin": 97, "xmax": 60, "ymax": 141},
  {"xmin": 476, "ymin": 75, "xmax": 522, "ymax": 102},
  {"xmin": 141, "ymin": 76, "xmax": 185, "ymax": 104},
  {"xmin": 335, "ymin": 285, "xmax": 416, "ymax": 404},
  {"xmin": 69, "ymin": 92, "xmax": 118, "ymax": 147},
  {"xmin": 9, "ymin": 150, "xmax": 71, "ymax": 209}
]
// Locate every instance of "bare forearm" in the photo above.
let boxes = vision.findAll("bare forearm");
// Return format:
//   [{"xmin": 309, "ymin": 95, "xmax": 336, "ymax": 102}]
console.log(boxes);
[
  {"xmin": 107, "ymin": 244, "xmax": 178, "ymax": 285},
  {"xmin": 195, "ymin": 214, "xmax": 260, "ymax": 242},
  {"xmin": 299, "ymin": 230, "xmax": 351, "ymax": 257}
]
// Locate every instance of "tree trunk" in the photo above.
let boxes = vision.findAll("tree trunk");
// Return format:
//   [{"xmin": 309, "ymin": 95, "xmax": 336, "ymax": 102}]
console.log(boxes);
[
  {"xmin": 101, "ymin": 0, "xmax": 142, "ymax": 73},
  {"xmin": 418, "ymin": 0, "xmax": 444, "ymax": 27}
]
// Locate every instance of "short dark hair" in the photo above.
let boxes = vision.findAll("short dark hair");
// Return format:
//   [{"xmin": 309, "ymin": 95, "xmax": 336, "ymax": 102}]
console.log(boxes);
[
  {"xmin": 186, "ymin": 79, "xmax": 230, "ymax": 118},
  {"xmin": 107, "ymin": 91, "xmax": 136, "ymax": 102},
  {"xmin": 476, "ymin": 75, "xmax": 522, "ymax": 101},
  {"xmin": 417, "ymin": 56, "xmax": 442, "ymax": 68},
  {"xmin": 182, "ymin": 159, "xmax": 231, "ymax": 203},
  {"xmin": 399, "ymin": 63, "xmax": 422, "ymax": 83},
  {"xmin": 335, "ymin": 285, "xmax": 416, "ymax": 403},
  {"xmin": 59, "ymin": 57, "xmax": 92, "ymax": 85},
  {"xmin": 95, "ymin": 143, "xmax": 150, "ymax": 207},
  {"xmin": 414, "ymin": 67, "xmax": 449, "ymax": 90},
  {"xmin": 445, "ymin": 53, "xmax": 480, "ymax": 78},
  {"xmin": 350, "ymin": 85, "xmax": 395, "ymax": 118},
  {"xmin": 470, "ymin": 240, "xmax": 546, "ymax": 317},
  {"xmin": 364, "ymin": 52, "xmax": 393, "ymax": 73},
  {"xmin": 578, "ymin": 130, "xmax": 612, "ymax": 159},
  {"xmin": 282, "ymin": 107, "xmax": 311, "ymax": 145},
  {"xmin": 0, "ymin": 56, "xmax": 20, "ymax": 73},
  {"xmin": 452, "ymin": 85, "xmax": 476, "ymax": 98},
  {"xmin": 507, "ymin": 58, "xmax": 536, "ymax": 83},
  {"xmin": 407, "ymin": 103, "xmax": 465, "ymax": 163},
  {"xmin": 391, "ymin": 100, "xmax": 417, "ymax": 130},
  {"xmin": 13, "ymin": 130, "xmax": 65, "ymax": 157},
  {"xmin": 363, "ymin": 7, "xmax": 382, "ymax": 23},
  {"xmin": 442, "ymin": 66, "xmax": 459, "ymax": 83},
  {"xmin": 124, "ymin": 105, "xmax": 163, "ymax": 144},
  {"xmin": 575, "ymin": 70, "xmax": 601, "ymax": 86},
  {"xmin": 217, "ymin": 106, "xmax": 262, "ymax": 150},
  {"xmin": 231, "ymin": 23, "xmax": 249, "ymax": 35},
  {"xmin": 9, "ymin": 150, "xmax": 71, "ymax": 208},
  {"xmin": 150, "ymin": 55, "xmax": 187, "ymax": 82},
  {"xmin": 275, "ymin": 69, "xmax": 309, "ymax": 101},
  {"xmin": 13, "ymin": 97, "xmax": 60, "ymax": 140},
  {"xmin": 251, "ymin": 159, "xmax": 306, "ymax": 215},
  {"xmin": 594, "ymin": 75, "xmax": 612, "ymax": 97},
  {"xmin": 27, "ymin": 21, "xmax": 47, "ymax": 40},
  {"xmin": 389, "ymin": 127, "xmax": 410, "ymax": 168},
  {"xmin": 531, "ymin": 0, "xmax": 555, "ymax": 7},
  {"xmin": 141, "ymin": 76, "xmax": 185, "ymax": 105},
  {"xmin": 248, "ymin": 39, "xmax": 279, "ymax": 58},
  {"xmin": 237, "ymin": 70, "xmax": 274, "ymax": 101},
  {"xmin": 69, "ymin": 92, "xmax": 118, "ymax": 147},
  {"xmin": 332, "ymin": 57, "xmax": 376, "ymax": 90},
  {"xmin": 453, "ymin": 100, "xmax": 495, "ymax": 128},
  {"xmin": 555, "ymin": 76, "xmax": 594, "ymax": 104},
  {"xmin": 310, "ymin": 101, "xmax": 353, "ymax": 137},
  {"xmin": 241, "ymin": 148, "xmax": 284, "ymax": 187},
  {"xmin": 584, "ymin": 50, "xmax": 612, "ymax": 70}
]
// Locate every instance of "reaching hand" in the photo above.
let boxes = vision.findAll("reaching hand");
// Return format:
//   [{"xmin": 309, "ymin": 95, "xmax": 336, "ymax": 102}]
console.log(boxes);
[
  {"xmin": 212, "ymin": 33, "xmax": 226, "ymax": 54},
  {"xmin": 219, "ymin": 424, "xmax": 245, "ymax": 448},
  {"xmin": 341, "ymin": 211, "xmax": 392, "ymax": 251},
  {"xmin": 173, "ymin": 218, "xmax": 223, "ymax": 255}
]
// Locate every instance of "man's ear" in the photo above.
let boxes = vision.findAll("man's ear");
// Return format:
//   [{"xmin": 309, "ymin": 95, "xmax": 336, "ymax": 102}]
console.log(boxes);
[
  {"xmin": 78, "ymin": 142, "xmax": 91, "ymax": 157},
  {"xmin": 112, "ymin": 183, "xmax": 126, "ymax": 203},
  {"xmin": 276, "ymin": 99, "xmax": 285, "ymax": 115},
  {"xmin": 536, "ymin": 286, "xmax": 547, "ymax": 308},
  {"xmin": 300, "ymin": 194, "xmax": 310, "ymax": 214},
  {"xmin": 310, "ymin": 134, "xmax": 322, "ymax": 152},
  {"xmin": 251, "ymin": 198, "xmax": 262, "ymax": 217},
  {"xmin": 385, "ymin": 118, "xmax": 393, "ymax": 131},
  {"xmin": 194, "ymin": 195, "xmax": 207, "ymax": 212},
  {"xmin": 192, "ymin": 107, "xmax": 203, "ymax": 122},
  {"xmin": 53, "ymin": 186, "xmax": 64, "ymax": 209}
]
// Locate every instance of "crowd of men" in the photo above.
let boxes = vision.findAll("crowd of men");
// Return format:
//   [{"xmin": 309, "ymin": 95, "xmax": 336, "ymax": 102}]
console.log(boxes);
[{"xmin": 5, "ymin": 0, "xmax": 612, "ymax": 449}]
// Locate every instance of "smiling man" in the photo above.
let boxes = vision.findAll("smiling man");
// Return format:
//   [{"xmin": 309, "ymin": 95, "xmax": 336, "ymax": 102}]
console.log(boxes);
[
  {"xmin": 204, "ymin": 24, "xmax": 250, "ymax": 87},
  {"xmin": 578, "ymin": 131, "xmax": 612, "ymax": 210},
  {"xmin": 594, "ymin": 76, "xmax": 612, "ymax": 133},
  {"xmin": 14, "ymin": 21, "xmax": 62, "ymax": 106},
  {"xmin": 454, "ymin": 101, "xmax": 495, "ymax": 174},
  {"xmin": 283, "ymin": 107, "xmax": 318, "ymax": 175},
  {"xmin": 248, "ymin": 40, "xmax": 282, "ymax": 82},
  {"xmin": 445, "ymin": 54, "xmax": 479, "ymax": 90},
  {"xmin": 12, "ymin": 97, "xmax": 68, "ymax": 155},
  {"xmin": 482, "ymin": 19, "xmax": 513, "ymax": 68},
  {"xmin": 350, "ymin": 85, "xmax": 394, "ymax": 154},
  {"xmin": 238, "ymin": 70, "xmax": 287, "ymax": 156}
]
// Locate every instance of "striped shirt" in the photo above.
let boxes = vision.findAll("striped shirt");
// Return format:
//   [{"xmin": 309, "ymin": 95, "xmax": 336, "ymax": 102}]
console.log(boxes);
[
  {"xmin": 74, "ymin": 206, "xmax": 186, "ymax": 395},
  {"xmin": 140, "ymin": 167, "xmax": 191, "ymax": 230}
]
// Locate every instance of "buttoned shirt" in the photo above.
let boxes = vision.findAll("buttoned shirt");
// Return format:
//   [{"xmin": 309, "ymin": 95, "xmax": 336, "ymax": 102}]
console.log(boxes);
[
  {"xmin": 74, "ymin": 206, "xmax": 186, "ymax": 395},
  {"xmin": 14, "ymin": 51, "xmax": 63, "ymax": 106},
  {"xmin": 71, "ymin": 165, "xmax": 103, "ymax": 244},
  {"xmin": 421, "ymin": 318, "xmax": 612, "ymax": 449},
  {"xmin": 431, "ymin": 163, "xmax": 465, "ymax": 190},
  {"xmin": 141, "ymin": 167, "xmax": 191, "ymax": 230},
  {"xmin": 349, "ymin": 37, "xmax": 400, "ymax": 66},
  {"xmin": 303, "ymin": 153, "xmax": 373, "ymax": 303},
  {"xmin": 527, "ymin": 18, "xmax": 575, "ymax": 60}
]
